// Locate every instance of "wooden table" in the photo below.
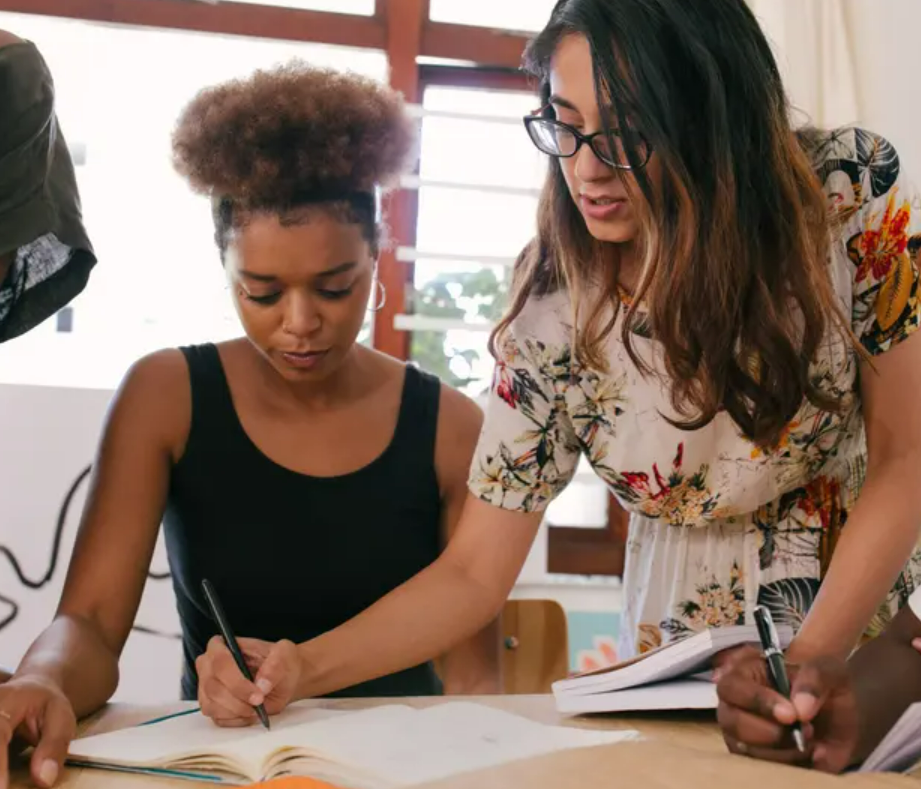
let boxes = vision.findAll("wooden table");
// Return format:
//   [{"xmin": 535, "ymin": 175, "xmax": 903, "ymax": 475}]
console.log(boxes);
[{"xmin": 7, "ymin": 695, "xmax": 918, "ymax": 789}]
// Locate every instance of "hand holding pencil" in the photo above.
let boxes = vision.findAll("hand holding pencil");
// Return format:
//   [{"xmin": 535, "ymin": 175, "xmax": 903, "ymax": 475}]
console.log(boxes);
[{"xmin": 197, "ymin": 580, "xmax": 303, "ymax": 729}]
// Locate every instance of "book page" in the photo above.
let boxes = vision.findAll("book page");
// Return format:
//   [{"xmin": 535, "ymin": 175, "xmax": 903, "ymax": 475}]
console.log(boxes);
[
  {"xmin": 70, "ymin": 702, "xmax": 638, "ymax": 787},
  {"xmin": 67, "ymin": 703, "xmax": 349, "ymax": 771},
  {"xmin": 257, "ymin": 702, "xmax": 639, "ymax": 787},
  {"xmin": 555, "ymin": 678, "xmax": 718, "ymax": 714},
  {"xmin": 553, "ymin": 624, "xmax": 793, "ymax": 697}
]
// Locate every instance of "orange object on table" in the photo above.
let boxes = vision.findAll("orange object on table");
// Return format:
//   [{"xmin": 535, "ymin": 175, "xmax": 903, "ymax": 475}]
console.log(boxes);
[{"xmin": 250, "ymin": 778, "xmax": 343, "ymax": 789}]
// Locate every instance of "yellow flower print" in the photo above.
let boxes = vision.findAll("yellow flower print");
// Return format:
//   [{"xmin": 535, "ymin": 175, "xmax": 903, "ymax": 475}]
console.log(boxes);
[
  {"xmin": 610, "ymin": 443, "xmax": 721, "ymax": 527},
  {"xmin": 751, "ymin": 420, "xmax": 801, "ymax": 460},
  {"xmin": 637, "ymin": 624, "xmax": 663, "ymax": 654}
]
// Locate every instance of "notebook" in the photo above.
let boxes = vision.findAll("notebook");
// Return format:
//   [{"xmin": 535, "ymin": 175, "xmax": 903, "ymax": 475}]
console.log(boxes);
[
  {"xmin": 553, "ymin": 624, "xmax": 794, "ymax": 714},
  {"xmin": 859, "ymin": 702, "xmax": 921, "ymax": 773},
  {"xmin": 66, "ymin": 701, "xmax": 640, "ymax": 787}
]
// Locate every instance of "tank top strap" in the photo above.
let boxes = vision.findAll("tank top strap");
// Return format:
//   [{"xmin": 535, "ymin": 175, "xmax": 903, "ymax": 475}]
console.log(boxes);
[
  {"xmin": 177, "ymin": 343, "xmax": 239, "ymax": 447},
  {"xmin": 387, "ymin": 364, "xmax": 441, "ymax": 468}
]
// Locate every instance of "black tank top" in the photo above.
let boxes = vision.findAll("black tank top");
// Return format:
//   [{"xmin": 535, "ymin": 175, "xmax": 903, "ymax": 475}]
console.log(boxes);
[{"xmin": 162, "ymin": 344, "xmax": 444, "ymax": 700}]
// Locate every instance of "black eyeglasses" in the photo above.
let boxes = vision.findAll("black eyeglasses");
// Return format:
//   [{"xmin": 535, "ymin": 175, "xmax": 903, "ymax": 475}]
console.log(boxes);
[{"xmin": 523, "ymin": 112, "xmax": 652, "ymax": 170}]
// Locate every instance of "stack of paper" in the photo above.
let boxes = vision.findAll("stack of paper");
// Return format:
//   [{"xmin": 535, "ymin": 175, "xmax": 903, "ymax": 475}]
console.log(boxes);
[{"xmin": 553, "ymin": 624, "xmax": 793, "ymax": 714}]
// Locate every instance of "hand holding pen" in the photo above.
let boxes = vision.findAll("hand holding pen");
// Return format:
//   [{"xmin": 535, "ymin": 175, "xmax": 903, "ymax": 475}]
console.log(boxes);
[
  {"xmin": 197, "ymin": 579, "xmax": 307, "ymax": 729},
  {"xmin": 716, "ymin": 608, "xmax": 861, "ymax": 773},
  {"xmin": 200, "ymin": 579, "xmax": 271, "ymax": 730},
  {"xmin": 753, "ymin": 605, "xmax": 805, "ymax": 752}
]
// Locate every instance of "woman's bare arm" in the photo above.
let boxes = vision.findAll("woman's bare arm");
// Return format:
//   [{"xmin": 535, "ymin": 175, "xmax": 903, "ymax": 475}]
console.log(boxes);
[
  {"xmin": 13, "ymin": 350, "xmax": 189, "ymax": 716},
  {"xmin": 434, "ymin": 386, "xmax": 502, "ymax": 694}
]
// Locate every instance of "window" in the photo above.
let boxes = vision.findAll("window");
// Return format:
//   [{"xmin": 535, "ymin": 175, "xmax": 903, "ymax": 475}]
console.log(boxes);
[
  {"xmin": 405, "ymin": 69, "xmax": 625, "ymax": 577},
  {"xmin": 221, "ymin": 0, "xmax": 375, "ymax": 13},
  {"xmin": 0, "ymin": 12, "xmax": 386, "ymax": 389},
  {"xmin": 428, "ymin": 0, "xmax": 558, "ymax": 33},
  {"xmin": 408, "ymin": 82, "xmax": 544, "ymax": 398}
]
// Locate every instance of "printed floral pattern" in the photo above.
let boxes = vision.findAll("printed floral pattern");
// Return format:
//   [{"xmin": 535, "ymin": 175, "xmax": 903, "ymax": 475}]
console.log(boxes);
[
  {"xmin": 610, "ymin": 443, "xmax": 722, "ymax": 527},
  {"xmin": 667, "ymin": 562, "xmax": 746, "ymax": 637},
  {"xmin": 469, "ymin": 128, "xmax": 921, "ymax": 660}
]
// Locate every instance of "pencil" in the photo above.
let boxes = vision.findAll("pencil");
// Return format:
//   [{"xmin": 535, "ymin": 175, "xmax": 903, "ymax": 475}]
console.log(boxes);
[{"xmin": 201, "ymin": 579, "xmax": 271, "ymax": 730}]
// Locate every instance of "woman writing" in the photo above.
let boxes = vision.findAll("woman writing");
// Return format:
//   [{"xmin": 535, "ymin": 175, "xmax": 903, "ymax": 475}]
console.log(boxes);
[
  {"xmin": 0, "ymin": 62, "xmax": 496, "ymax": 789},
  {"xmin": 190, "ymin": 0, "xmax": 921, "ymax": 714}
]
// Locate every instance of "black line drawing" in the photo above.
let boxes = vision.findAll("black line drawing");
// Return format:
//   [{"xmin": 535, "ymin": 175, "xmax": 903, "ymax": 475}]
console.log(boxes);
[{"xmin": 0, "ymin": 464, "xmax": 180, "ymax": 640}]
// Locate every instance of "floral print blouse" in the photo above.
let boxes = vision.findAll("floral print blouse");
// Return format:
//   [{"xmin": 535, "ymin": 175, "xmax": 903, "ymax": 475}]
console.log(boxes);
[{"xmin": 468, "ymin": 128, "xmax": 921, "ymax": 660}]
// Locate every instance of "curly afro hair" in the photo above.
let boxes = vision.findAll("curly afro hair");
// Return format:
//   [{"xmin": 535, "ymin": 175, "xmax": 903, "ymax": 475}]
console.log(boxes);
[
  {"xmin": 171, "ymin": 61, "xmax": 417, "ymax": 255},
  {"xmin": 173, "ymin": 60, "xmax": 415, "ymax": 202}
]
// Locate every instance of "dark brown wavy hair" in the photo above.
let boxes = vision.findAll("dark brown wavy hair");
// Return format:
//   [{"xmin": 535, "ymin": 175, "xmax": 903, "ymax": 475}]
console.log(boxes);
[
  {"xmin": 494, "ymin": 0, "xmax": 858, "ymax": 447},
  {"xmin": 171, "ymin": 61, "xmax": 416, "ymax": 258}
]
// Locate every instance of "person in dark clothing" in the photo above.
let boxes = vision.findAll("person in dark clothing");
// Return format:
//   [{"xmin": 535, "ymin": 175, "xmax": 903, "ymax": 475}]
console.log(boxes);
[
  {"xmin": 0, "ymin": 25, "xmax": 98, "ymax": 789},
  {"xmin": 0, "ymin": 24, "xmax": 97, "ymax": 677},
  {"xmin": 0, "ymin": 61, "xmax": 497, "ymax": 789},
  {"xmin": 0, "ymin": 30, "xmax": 96, "ymax": 342}
]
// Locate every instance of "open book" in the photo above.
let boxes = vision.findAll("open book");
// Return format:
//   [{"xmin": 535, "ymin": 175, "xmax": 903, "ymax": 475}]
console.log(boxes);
[
  {"xmin": 859, "ymin": 702, "xmax": 921, "ymax": 773},
  {"xmin": 553, "ymin": 624, "xmax": 793, "ymax": 714},
  {"xmin": 67, "ymin": 701, "xmax": 639, "ymax": 787}
]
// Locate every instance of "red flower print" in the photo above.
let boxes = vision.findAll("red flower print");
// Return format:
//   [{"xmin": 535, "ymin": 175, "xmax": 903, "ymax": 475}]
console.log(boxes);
[
  {"xmin": 854, "ymin": 194, "xmax": 911, "ymax": 284},
  {"xmin": 620, "ymin": 471, "xmax": 651, "ymax": 496},
  {"xmin": 494, "ymin": 363, "xmax": 520, "ymax": 409},
  {"xmin": 798, "ymin": 477, "xmax": 840, "ymax": 532}
]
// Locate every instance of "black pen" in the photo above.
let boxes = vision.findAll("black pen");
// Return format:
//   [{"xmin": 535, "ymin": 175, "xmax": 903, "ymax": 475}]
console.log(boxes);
[
  {"xmin": 201, "ymin": 578, "xmax": 271, "ymax": 730},
  {"xmin": 753, "ymin": 605, "xmax": 804, "ymax": 752}
]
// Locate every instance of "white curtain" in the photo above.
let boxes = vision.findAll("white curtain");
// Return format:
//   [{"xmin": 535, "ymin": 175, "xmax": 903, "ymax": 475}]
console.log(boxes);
[{"xmin": 746, "ymin": 0, "xmax": 860, "ymax": 129}]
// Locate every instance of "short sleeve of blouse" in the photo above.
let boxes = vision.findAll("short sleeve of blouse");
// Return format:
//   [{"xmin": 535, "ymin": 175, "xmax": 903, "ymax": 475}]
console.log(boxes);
[
  {"xmin": 467, "ymin": 297, "xmax": 582, "ymax": 513},
  {"xmin": 838, "ymin": 129, "xmax": 921, "ymax": 355}
]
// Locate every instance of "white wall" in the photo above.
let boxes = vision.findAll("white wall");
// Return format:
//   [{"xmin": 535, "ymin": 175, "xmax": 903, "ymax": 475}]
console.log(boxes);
[
  {"xmin": 843, "ymin": 0, "xmax": 921, "ymax": 177},
  {"xmin": 747, "ymin": 0, "xmax": 919, "ymax": 179},
  {"xmin": 0, "ymin": 384, "xmax": 182, "ymax": 701}
]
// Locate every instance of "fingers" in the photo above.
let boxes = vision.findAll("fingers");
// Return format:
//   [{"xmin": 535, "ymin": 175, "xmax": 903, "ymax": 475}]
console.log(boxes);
[
  {"xmin": 196, "ymin": 638, "xmax": 261, "ymax": 726},
  {"xmin": 237, "ymin": 638, "xmax": 273, "ymax": 675},
  {"xmin": 789, "ymin": 657, "xmax": 848, "ymax": 724},
  {"xmin": 718, "ymin": 701, "xmax": 815, "ymax": 752},
  {"xmin": 0, "ymin": 688, "xmax": 75, "ymax": 789},
  {"xmin": 197, "ymin": 637, "xmax": 298, "ymax": 724},
  {"xmin": 0, "ymin": 708, "xmax": 15, "ymax": 789},
  {"xmin": 198, "ymin": 674, "xmax": 259, "ymax": 727},
  {"xmin": 197, "ymin": 673, "xmax": 259, "ymax": 725},
  {"xmin": 724, "ymin": 734, "xmax": 812, "ymax": 766},
  {"xmin": 29, "ymin": 698, "xmax": 75, "ymax": 789},
  {"xmin": 0, "ymin": 696, "xmax": 32, "ymax": 789},
  {"xmin": 718, "ymin": 703, "xmax": 800, "ymax": 748},
  {"xmin": 201, "ymin": 637, "xmax": 262, "ymax": 701},
  {"xmin": 717, "ymin": 663, "xmax": 797, "ymax": 724},
  {"xmin": 717, "ymin": 659, "xmax": 803, "ymax": 758},
  {"xmin": 253, "ymin": 640, "xmax": 297, "ymax": 703}
]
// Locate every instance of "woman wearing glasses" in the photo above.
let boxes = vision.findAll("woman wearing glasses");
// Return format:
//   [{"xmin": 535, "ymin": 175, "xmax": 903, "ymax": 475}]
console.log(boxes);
[{"xmin": 143, "ymin": 0, "xmax": 921, "ymax": 727}]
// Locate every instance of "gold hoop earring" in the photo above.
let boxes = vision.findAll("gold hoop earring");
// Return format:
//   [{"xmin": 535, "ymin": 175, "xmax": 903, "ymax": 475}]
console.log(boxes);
[{"xmin": 370, "ymin": 280, "xmax": 387, "ymax": 312}]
